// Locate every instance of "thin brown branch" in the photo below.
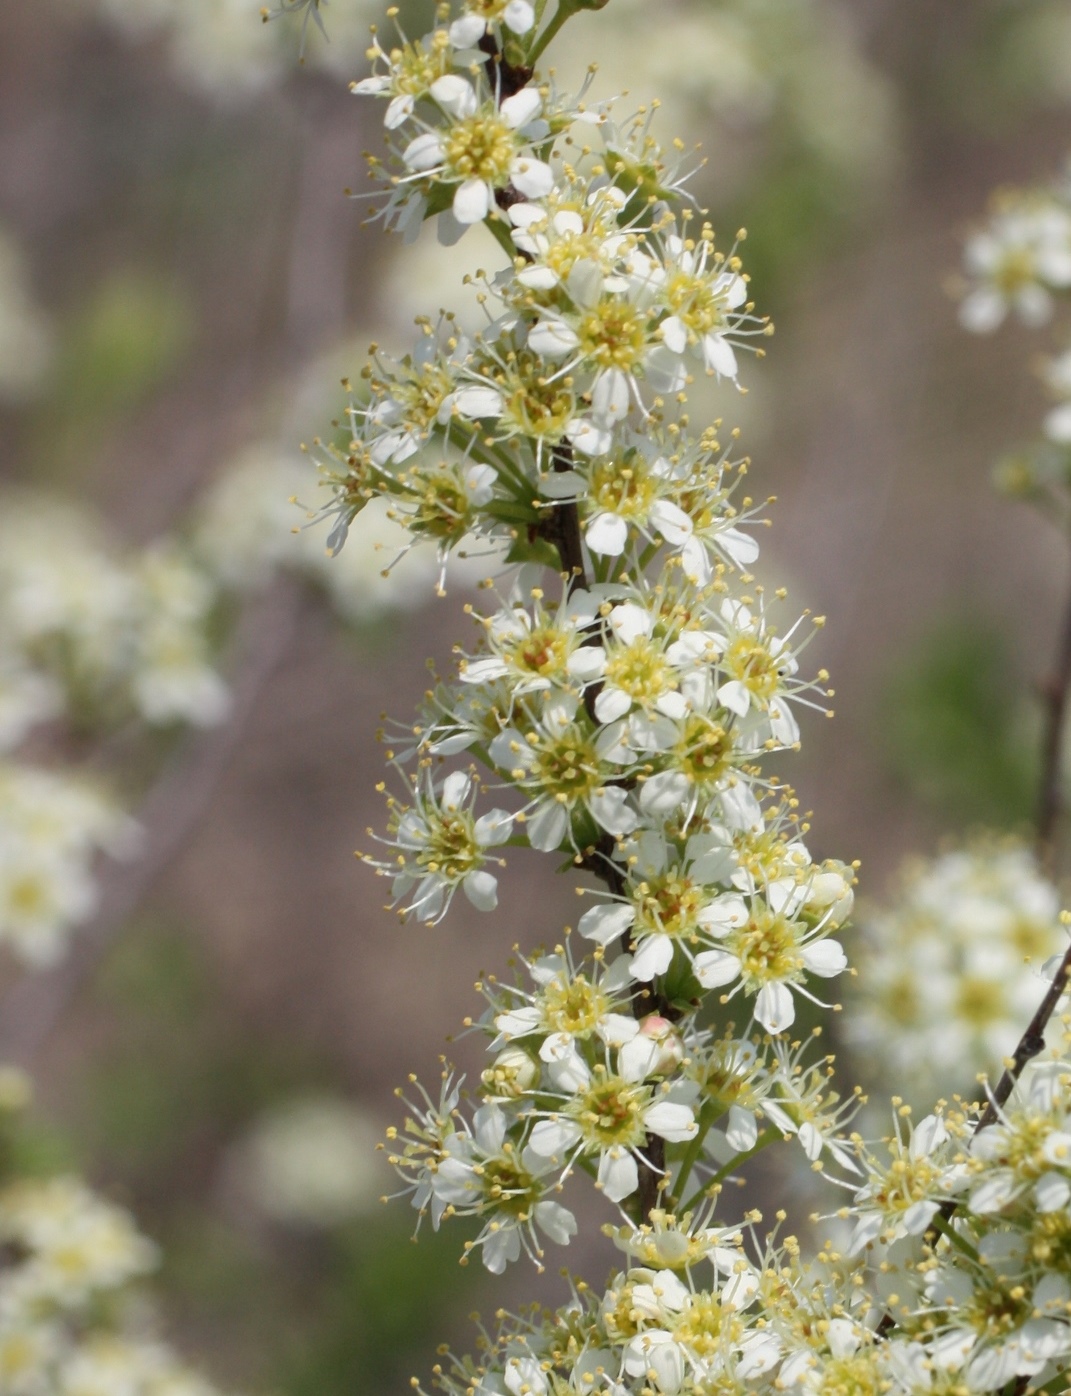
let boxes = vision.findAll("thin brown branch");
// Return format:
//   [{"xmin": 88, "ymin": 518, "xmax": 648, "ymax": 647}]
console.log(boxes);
[
  {"xmin": 543, "ymin": 489, "xmax": 676, "ymax": 1221},
  {"xmin": 0, "ymin": 580, "xmax": 305, "ymax": 1066},
  {"xmin": 974, "ymin": 940, "xmax": 1071, "ymax": 1133},
  {"xmin": 1036, "ymin": 558, "xmax": 1071, "ymax": 867}
]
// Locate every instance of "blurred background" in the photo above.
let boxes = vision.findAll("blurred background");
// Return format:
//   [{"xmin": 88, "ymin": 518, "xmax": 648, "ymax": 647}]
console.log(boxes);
[{"xmin": 3, "ymin": 0, "xmax": 1071, "ymax": 1390}]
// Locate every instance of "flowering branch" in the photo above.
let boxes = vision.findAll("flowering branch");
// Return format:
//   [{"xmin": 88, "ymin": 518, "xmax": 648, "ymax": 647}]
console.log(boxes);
[{"xmin": 290, "ymin": 3, "xmax": 1071, "ymax": 1392}]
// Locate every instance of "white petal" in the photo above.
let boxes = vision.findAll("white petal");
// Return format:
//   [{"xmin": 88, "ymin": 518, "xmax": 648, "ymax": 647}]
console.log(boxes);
[
  {"xmin": 586, "ymin": 512, "xmax": 629, "ymax": 556},
  {"xmin": 718, "ymin": 526, "xmax": 760, "ymax": 566},
  {"xmin": 591, "ymin": 368, "xmax": 631, "ymax": 424},
  {"xmin": 384, "ymin": 93, "xmax": 415, "ymax": 129},
  {"xmin": 649, "ymin": 499, "xmax": 693, "ymax": 547},
  {"xmin": 725, "ymin": 1105, "xmax": 757, "ymax": 1152},
  {"xmin": 566, "ymin": 418, "xmax": 613, "ymax": 455},
  {"xmin": 442, "ymin": 770, "xmax": 473, "ymax": 809},
  {"xmin": 504, "ymin": 0, "xmax": 536, "ymax": 33},
  {"xmin": 801, "ymin": 938, "xmax": 847, "ymax": 978},
  {"xmin": 618, "ymin": 1034, "xmax": 661, "ymax": 1082},
  {"xmin": 430, "ymin": 75, "xmax": 478, "ymax": 117},
  {"xmin": 609, "ymin": 602, "xmax": 651, "ymax": 645},
  {"xmin": 453, "ymin": 178, "xmax": 492, "ymax": 224},
  {"xmin": 461, "ymin": 657, "xmax": 509, "ymax": 683},
  {"xmin": 501, "ymin": 86, "xmax": 543, "ymax": 128},
  {"xmin": 594, "ymin": 686, "xmax": 633, "ymax": 723},
  {"xmin": 754, "ymin": 981, "xmax": 795, "ymax": 1033},
  {"xmin": 589, "ymin": 785, "xmax": 639, "ymax": 836},
  {"xmin": 639, "ymin": 771, "xmax": 691, "ymax": 815},
  {"xmin": 717, "ymin": 678, "xmax": 751, "ymax": 717},
  {"xmin": 702, "ymin": 333, "xmax": 738, "ymax": 378},
  {"xmin": 528, "ymin": 319, "xmax": 579, "ymax": 358},
  {"xmin": 660, "ymin": 315, "xmax": 688, "ymax": 353},
  {"xmin": 449, "ymin": 16, "xmax": 486, "ymax": 46},
  {"xmin": 565, "ymin": 646, "xmax": 606, "ymax": 682},
  {"xmin": 644, "ymin": 1101, "xmax": 697, "ymax": 1142},
  {"xmin": 463, "ymin": 869, "xmax": 498, "ymax": 911},
  {"xmin": 534, "ymin": 1199, "xmax": 576, "ymax": 1245},
  {"xmin": 630, "ymin": 935, "xmax": 674, "ymax": 982},
  {"xmin": 693, "ymin": 948, "xmax": 740, "ymax": 988},
  {"xmin": 474, "ymin": 807, "xmax": 513, "ymax": 846},
  {"xmin": 526, "ymin": 800, "xmax": 570, "ymax": 851},
  {"xmin": 598, "ymin": 1146, "xmax": 638, "ymax": 1202},
  {"xmin": 481, "ymin": 1226, "xmax": 520, "ymax": 1274},
  {"xmin": 577, "ymin": 901, "xmax": 634, "ymax": 945},
  {"xmin": 959, "ymin": 287, "xmax": 1005, "ymax": 333},
  {"xmin": 403, "ymin": 132, "xmax": 444, "ymax": 171},
  {"xmin": 510, "ymin": 157, "xmax": 555, "ymax": 198},
  {"xmin": 528, "ymin": 1117, "xmax": 581, "ymax": 1157},
  {"xmin": 449, "ymin": 385, "xmax": 505, "ymax": 419}
]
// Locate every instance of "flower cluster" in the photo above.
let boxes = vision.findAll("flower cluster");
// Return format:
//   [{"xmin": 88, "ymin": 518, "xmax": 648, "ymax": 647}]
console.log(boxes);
[
  {"xmin": 959, "ymin": 175, "xmax": 1071, "ymax": 334},
  {"xmin": 95, "ymin": 0, "xmax": 380, "ymax": 97},
  {"xmin": 411, "ymin": 1045, "xmax": 1071, "ymax": 1396},
  {"xmin": 845, "ymin": 839, "xmax": 1068, "ymax": 1107},
  {"xmin": 331, "ymin": 0, "xmax": 857, "ymax": 1278},
  {"xmin": 0, "ymin": 1170, "xmax": 229, "ymax": 1396},
  {"xmin": 0, "ymin": 762, "xmax": 134, "ymax": 966},
  {"xmin": 0, "ymin": 494, "xmax": 228, "ymax": 736}
]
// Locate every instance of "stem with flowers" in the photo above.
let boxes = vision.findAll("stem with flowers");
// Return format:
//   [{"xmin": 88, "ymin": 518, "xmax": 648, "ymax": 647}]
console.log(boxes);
[{"xmin": 295, "ymin": 2, "xmax": 1071, "ymax": 1391}]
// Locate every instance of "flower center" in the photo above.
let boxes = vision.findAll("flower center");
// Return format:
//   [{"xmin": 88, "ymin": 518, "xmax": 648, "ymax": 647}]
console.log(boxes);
[
  {"xmin": 511, "ymin": 625, "xmax": 570, "ymax": 677},
  {"xmin": 722, "ymin": 635, "xmax": 781, "ymax": 700},
  {"xmin": 672, "ymin": 1293, "xmax": 735, "ymax": 1357},
  {"xmin": 674, "ymin": 716, "xmax": 733, "ymax": 785},
  {"xmin": 541, "ymin": 975, "xmax": 608, "ymax": 1037},
  {"xmin": 534, "ymin": 730, "xmax": 601, "ymax": 804},
  {"xmin": 389, "ymin": 36, "xmax": 450, "ymax": 97},
  {"xmin": 416, "ymin": 810, "xmax": 481, "ymax": 878},
  {"xmin": 605, "ymin": 637, "xmax": 674, "ymax": 706},
  {"xmin": 635, "ymin": 872, "xmax": 705, "ymax": 943},
  {"xmin": 477, "ymin": 1149, "xmax": 541, "ymax": 1219},
  {"xmin": 589, "ymin": 454, "xmax": 658, "ymax": 520},
  {"xmin": 569, "ymin": 1073, "xmax": 648, "ymax": 1150},
  {"xmin": 578, "ymin": 301, "xmax": 648, "ymax": 371},
  {"xmin": 443, "ymin": 112, "xmax": 516, "ymax": 186},
  {"xmin": 400, "ymin": 463, "xmax": 477, "ymax": 543},
  {"xmin": 665, "ymin": 269, "xmax": 726, "ymax": 338},
  {"xmin": 728, "ymin": 901, "xmax": 804, "ymax": 989}
]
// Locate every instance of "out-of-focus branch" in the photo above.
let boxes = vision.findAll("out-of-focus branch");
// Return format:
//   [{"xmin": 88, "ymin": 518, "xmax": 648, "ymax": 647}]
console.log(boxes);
[
  {"xmin": 0, "ymin": 579, "xmax": 305, "ymax": 1066},
  {"xmin": 1036, "ymin": 559, "xmax": 1071, "ymax": 867}
]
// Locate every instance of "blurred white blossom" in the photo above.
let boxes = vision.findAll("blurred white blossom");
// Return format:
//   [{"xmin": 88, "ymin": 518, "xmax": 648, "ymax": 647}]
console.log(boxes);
[
  {"xmin": 92, "ymin": 0, "xmax": 381, "ymax": 99},
  {"xmin": 0, "ymin": 494, "xmax": 228, "ymax": 733},
  {"xmin": 228, "ymin": 1094, "xmax": 386, "ymax": 1227},
  {"xmin": 0, "ymin": 761, "xmax": 136, "ymax": 967},
  {"xmin": 845, "ymin": 839, "xmax": 1068, "ymax": 1104}
]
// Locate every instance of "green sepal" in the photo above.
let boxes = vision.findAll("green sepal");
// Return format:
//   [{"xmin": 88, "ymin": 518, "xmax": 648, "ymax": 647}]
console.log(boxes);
[
  {"xmin": 504, "ymin": 531, "xmax": 564, "ymax": 569},
  {"xmin": 660, "ymin": 950, "xmax": 703, "ymax": 1016}
]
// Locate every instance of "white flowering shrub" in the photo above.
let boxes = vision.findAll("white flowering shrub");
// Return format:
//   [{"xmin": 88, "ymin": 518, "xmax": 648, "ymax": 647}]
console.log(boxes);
[
  {"xmin": 260, "ymin": 1, "xmax": 1071, "ymax": 1392},
  {"xmin": 846, "ymin": 839, "xmax": 1068, "ymax": 1109},
  {"xmin": 0, "ymin": 1072, "xmax": 230, "ymax": 1396}
]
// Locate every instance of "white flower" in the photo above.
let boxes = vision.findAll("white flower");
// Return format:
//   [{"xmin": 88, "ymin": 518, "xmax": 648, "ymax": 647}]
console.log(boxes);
[{"xmin": 366, "ymin": 768, "xmax": 512, "ymax": 923}]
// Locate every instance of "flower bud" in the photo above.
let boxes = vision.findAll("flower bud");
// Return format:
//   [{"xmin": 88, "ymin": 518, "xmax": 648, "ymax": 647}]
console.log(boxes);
[{"xmin": 639, "ymin": 1015, "xmax": 684, "ymax": 1075}]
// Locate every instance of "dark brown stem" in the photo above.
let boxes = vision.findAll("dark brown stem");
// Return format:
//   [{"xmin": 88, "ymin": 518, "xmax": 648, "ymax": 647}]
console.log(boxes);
[
  {"xmin": 478, "ymin": 32, "xmax": 533, "ymax": 99},
  {"xmin": 974, "ymin": 940, "xmax": 1071, "ymax": 1132},
  {"xmin": 542, "ymin": 487, "xmax": 676, "ymax": 1219},
  {"xmin": 1035, "ymin": 563, "xmax": 1071, "ymax": 868}
]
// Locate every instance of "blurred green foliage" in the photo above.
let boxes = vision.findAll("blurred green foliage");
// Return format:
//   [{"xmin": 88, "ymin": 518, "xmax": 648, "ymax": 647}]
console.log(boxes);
[
  {"xmin": 34, "ymin": 272, "xmax": 194, "ymax": 478},
  {"xmin": 878, "ymin": 619, "xmax": 1037, "ymax": 829}
]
